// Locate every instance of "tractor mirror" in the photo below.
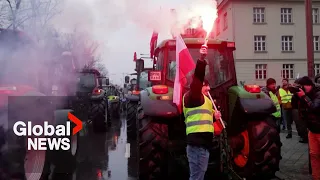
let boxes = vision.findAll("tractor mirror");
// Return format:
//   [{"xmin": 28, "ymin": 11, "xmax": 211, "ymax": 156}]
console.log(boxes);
[
  {"xmin": 125, "ymin": 76, "xmax": 130, "ymax": 83},
  {"xmin": 106, "ymin": 78, "xmax": 110, "ymax": 85},
  {"xmin": 136, "ymin": 59, "xmax": 144, "ymax": 72}
]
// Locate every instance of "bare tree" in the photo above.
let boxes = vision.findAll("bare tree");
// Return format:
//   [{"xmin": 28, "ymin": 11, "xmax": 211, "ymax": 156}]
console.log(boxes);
[
  {"xmin": 3, "ymin": 0, "xmax": 22, "ymax": 30},
  {"xmin": 92, "ymin": 56, "xmax": 108, "ymax": 77},
  {"xmin": 1, "ymin": 0, "xmax": 61, "ymax": 32}
]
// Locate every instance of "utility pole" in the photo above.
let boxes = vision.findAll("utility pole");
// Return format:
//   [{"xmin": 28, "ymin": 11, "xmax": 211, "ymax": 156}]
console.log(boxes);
[{"xmin": 305, "ymin": 0, "xmax": 314, "ymax": 78}]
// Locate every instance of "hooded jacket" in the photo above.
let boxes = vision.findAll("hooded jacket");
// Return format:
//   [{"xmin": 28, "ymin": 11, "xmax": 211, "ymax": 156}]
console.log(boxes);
[{"xmin": 298, "ymin": 77, "xmax": 320, "ymax": 133}]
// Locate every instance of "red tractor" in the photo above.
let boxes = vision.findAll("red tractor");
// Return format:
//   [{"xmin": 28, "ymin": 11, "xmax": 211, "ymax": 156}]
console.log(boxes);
[
  {"xmin": 0, "ymin": 28, "xmax": 78, "ymax": 179},
  {"xmin": 137, "ymin": 30, "xmax": 281, "ymax": 179}
]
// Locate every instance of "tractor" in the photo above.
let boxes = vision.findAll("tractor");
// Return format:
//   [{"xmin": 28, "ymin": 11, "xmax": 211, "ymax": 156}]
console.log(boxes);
[
  {"xmin": 137, "ymin": 34, "xmax": 282, "ymax": 179},
  {"xmin": 106, "ymin": 84, "xmax": 121, "ymax": 118},
  {"xmin": 126, "ymin": 58, "xmax": 152, "ymax": 139},
  {"xmin": 0, "ymin": 28, "xmax": 79, "ymax": 179},
  {"xmin": 76, "ymin": 68, "xmax": 110, "ymax": 132}
]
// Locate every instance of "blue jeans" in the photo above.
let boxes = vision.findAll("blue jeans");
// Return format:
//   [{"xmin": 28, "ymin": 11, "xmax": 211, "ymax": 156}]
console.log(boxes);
[
  {"xmin": 282, "ymin": 107, "xmax": 293, "ymax": 134},
  {"xmin": 186, "ymin": 145, "xmax": 210, "ymax": 180}
]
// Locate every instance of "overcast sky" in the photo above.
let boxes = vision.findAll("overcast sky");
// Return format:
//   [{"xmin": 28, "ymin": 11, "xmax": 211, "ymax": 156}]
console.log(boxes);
[{"xmin": 50, "ymin": 0, "xmax": 216, "ymax": 85}]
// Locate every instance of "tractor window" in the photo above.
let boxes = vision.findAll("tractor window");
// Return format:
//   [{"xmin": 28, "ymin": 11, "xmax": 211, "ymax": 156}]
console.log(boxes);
[
  {"xmin": 156, "ymin": 51, "xmax": 164, "ymax": 70},
  {"xmin": 139, "ymin": 70, "xmax": 151, "ymax": 89},
  {"xmin": 167, "ymin": 48, "xmax": 232, "ymax": 87},
  {"xmin": 77, "ymin": 73, "xmax": 96, "ymax": 92}
]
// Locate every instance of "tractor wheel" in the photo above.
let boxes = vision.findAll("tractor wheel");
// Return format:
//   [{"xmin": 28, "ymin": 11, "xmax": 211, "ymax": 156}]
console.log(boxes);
[
  {"xmin": 126, "ymin": 101, "xmax": 138, "ymax": 140},
  {"xmin": 138, "ymin": 106, "xmax": 169, "ymax": 180},
  {"xmin": 230, "ymin": 117, "xmax": 282, "ymax": 179},
  {"xmin": 90, "ymin": 99, "xmax": 108, "ymax": 132}
]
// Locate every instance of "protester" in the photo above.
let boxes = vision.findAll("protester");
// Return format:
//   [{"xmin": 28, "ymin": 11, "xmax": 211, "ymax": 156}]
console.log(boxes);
[
  {"xmin": 278, "ymin": 78, "xmax": 293, "ymax": 138},
  {"xmin": 263, "ymin": 78, "xmax": 281, "ymax": 132},
  {"xmin": 296, "ymin": 76, "xmax": 320, "ymax": 179},
  {"xmin": 183, "ymin": 57, "xmax": 221, "ymax": 180},
  {"xmin": 291, "ymin": 78, "xmax": 308, "ymax": 143}
]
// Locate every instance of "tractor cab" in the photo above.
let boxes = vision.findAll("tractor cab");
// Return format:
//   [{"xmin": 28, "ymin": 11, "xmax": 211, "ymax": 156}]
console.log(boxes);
[
  {"xmin": 138, "ymin": 29, "xmax": 280, "ymax": 179},
  {"xmin": 147, "ymin": 38, "xmax": 237, "ymax": 120}
]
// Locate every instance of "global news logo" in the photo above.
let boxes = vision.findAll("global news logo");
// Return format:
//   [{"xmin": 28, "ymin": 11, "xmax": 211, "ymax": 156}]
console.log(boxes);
[{"xmin": 12, "ymin": 112, "xmax": 82, "ymax": 151}]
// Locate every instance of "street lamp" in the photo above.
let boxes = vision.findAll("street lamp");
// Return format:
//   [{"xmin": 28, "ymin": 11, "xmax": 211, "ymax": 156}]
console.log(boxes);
[{"xmin": 305, "ymin": 0, "xmax": 314, "ymax": 78}]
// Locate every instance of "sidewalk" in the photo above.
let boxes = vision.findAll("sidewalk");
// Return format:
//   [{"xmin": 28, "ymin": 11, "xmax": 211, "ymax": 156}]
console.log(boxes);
[{"xmin": 275, "ymin": 131, "xmax": 312, "ymax": 180}]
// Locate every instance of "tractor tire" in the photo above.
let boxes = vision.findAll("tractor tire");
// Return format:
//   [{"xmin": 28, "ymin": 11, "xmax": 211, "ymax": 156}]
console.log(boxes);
[
  {"xmin": 126, "ymin": 101, "xmax": 138, "ymax": 140},
  {"xmin": 138, "ymin": 106, "xmax": 169, "ymax": 180},
  {"xmin": 90, "ymin": 99, "xmax": 108, "ymax": 133},
  {"xmin": 230, "ymin": 117, "xmax": 282, "ymax": 179}
]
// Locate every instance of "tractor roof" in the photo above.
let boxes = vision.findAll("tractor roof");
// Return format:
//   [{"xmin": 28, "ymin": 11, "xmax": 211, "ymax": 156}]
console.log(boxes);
[
  {"xmin": 156, "ymin": 38, "xmax": 231, "ymax": 49},
  {"xmin": 81, "ymin": 68, "xmax": 101, "ymax": 76}
]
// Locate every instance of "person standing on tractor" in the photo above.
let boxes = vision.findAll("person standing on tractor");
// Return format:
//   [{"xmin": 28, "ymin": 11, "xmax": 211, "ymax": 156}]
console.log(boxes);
[
  {"xmin": 263, "ymin": 78, "xmax": 281, "ymax": 132},
  {"xmin": 182, "ymin": 58, "xmax": 221, "ymax": 180},
  {"xmin": 278, "ymin": 78, "xmax": 293, "ymax": 138}
]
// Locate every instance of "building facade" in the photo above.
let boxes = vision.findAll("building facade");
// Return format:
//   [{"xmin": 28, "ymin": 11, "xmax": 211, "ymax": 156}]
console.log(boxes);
[{"xmin": 215, "ymin": 0, "xmax": 320, "ymax": 85}]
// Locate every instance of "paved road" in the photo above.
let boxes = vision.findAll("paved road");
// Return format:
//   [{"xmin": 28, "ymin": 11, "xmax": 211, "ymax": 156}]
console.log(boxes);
[
  {"xmin": 276, "ymin": 129, "xmax": 312, "ymax": 180},
  {"xmin": 50, "ymin": 118, "xmax": 312, "ymax": 180},
  {"xmin": 55, "ymin": 114, "xmax": 137, "ymax": 180}
]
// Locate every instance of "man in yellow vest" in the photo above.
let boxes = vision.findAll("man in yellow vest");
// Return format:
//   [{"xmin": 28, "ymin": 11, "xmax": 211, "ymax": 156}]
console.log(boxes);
[
  {"xmin": 183, "ymin": 58, "xmax": 221, "ymax": 180},
  {"xmin": 278, "ymin": 78, "xmax": 294, "ymax": 138},
  {"xmin": 263, "ymin": 78, "xmax": 281, "ymax": 132}
]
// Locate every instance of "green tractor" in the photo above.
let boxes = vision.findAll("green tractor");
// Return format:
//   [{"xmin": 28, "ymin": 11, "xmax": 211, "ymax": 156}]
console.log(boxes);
[
  {"xmin": 125, "ymin": 59, "xmax": 152, "ymax": 139},
  {"xmin": 137, "ymin": 37, "xmax": 282, "ymax": 179},
  {"xmin": 107, "ymin": 84, "xmax": 121, "ymax": 118}
]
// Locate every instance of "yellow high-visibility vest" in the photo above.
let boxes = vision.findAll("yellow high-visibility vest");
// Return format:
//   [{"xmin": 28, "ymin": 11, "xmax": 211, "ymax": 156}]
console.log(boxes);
[
  {"xmin": 183, "ymin": 94, "xmax": 214, "ymax": 135},
  {"xmin": 269, "ymin": 91, "xmax": 281, "ymax": 118},
  {"xmin": 279, "ymin": 88, "xmax": 292, "ymax": 104}
]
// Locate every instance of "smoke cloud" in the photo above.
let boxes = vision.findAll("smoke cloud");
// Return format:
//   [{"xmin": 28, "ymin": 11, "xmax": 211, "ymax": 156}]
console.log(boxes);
[{"xmin": 50, "ymin": 0, "xmax": 218, "ymax": 84}]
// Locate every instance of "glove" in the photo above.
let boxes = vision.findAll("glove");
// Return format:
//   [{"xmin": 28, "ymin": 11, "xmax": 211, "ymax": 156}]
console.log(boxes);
[{"xmin": 213, "ymin": 121, "xmax": 223, "ymax": 136}]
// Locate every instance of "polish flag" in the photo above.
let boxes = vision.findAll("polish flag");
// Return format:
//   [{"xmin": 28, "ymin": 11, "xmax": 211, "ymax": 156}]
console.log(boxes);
[
  {"xmin": 150, "ymin": 31, "xmax": 158, "ymax": 58},
  {"xmin": 173, "ymin": 35, "xmax": 196, "ymax": 112}
]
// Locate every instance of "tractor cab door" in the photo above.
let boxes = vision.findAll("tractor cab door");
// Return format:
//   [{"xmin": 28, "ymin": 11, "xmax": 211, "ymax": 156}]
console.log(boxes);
[{"xmin": 207, "ymin": 45, "xmax": 237, "ymax": 125}]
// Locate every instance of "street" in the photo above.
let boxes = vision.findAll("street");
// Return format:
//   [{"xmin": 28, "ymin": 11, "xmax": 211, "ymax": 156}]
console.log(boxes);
[
  {"xmin": 276, "ymin": 126, "xmax": 312, "ymax": 180},
  {"xmin": 69, "ymin": 116, "xmax": 312, "ymax": 180},
  {"xmin": 52, "ymin": 113, "xmax": 137, "ymax": 180}
]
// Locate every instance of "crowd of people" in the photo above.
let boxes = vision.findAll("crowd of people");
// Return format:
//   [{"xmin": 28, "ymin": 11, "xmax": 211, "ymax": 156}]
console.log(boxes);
[{"xmin": 263, "ymin": 75, "xmax": 320, "ymax": 180}]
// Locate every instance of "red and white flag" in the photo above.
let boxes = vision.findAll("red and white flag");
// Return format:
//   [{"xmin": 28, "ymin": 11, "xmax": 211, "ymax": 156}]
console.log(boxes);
[
  {"xmin": 173, "ymin": 35, "xmax": 196, "ymax": 112},
  {"xmin": 150, "ymin": 31, "xmax": 158, "ymax": 58}
]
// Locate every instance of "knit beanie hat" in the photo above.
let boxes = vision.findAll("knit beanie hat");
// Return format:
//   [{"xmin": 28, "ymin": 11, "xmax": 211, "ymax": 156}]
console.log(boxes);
[
  {"xmin": 298, "ymin": 76, "xmax": 314, "ymax": 86},
  {"xmin": 266, "ymin": 78, "xmax": 276, "ymax": 86}
]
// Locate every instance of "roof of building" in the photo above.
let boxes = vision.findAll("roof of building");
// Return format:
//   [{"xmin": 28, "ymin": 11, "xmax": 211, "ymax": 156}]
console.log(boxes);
[
  {"xmin": 156, "ymin": 38, "xmax": 229, "ymax": 49},
  {"xmin": 217, "ymin": 0, "xmax": 320, "ymax": 9}
]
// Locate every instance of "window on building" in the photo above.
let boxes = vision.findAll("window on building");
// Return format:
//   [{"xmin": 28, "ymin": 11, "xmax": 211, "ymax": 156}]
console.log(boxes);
[
  {"xmin": 315, "ymin": 64, "xmax": 320, "ymax": 75},
  {"xmin": 223, "ymin": 12, "xmax": 228, "ymax": 29},
  {"xmin": 282, "ymin": 64, "xmax": 294, "ymax": 79},
  {"xmin": 281, "ymin": 8, "xmax": 293, "ymax": 23},
  {"xmin": 253, "ymin": 7, "xmax": 265, "ymax": 23},
  {"xmin": 255, "ymin": 64, "xmax": 267, "ymax": 80},
  {"xmin": 314, "ymin": 36, "xmax": 320, "ymax": 51},
  {"xmin": 216, "ymin": 19, "xmax": 220, "ymax": 35},
  {"xmin": 313, "ymin": 8, "xmax": 319, "ymax": 24},
  {"xmin": 254, "ymin": 36, "xmax": 266, "ymax": 51},
  {"xmin": 281, "ymin": 36, "xmax": 293, "ymax": 51}
]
